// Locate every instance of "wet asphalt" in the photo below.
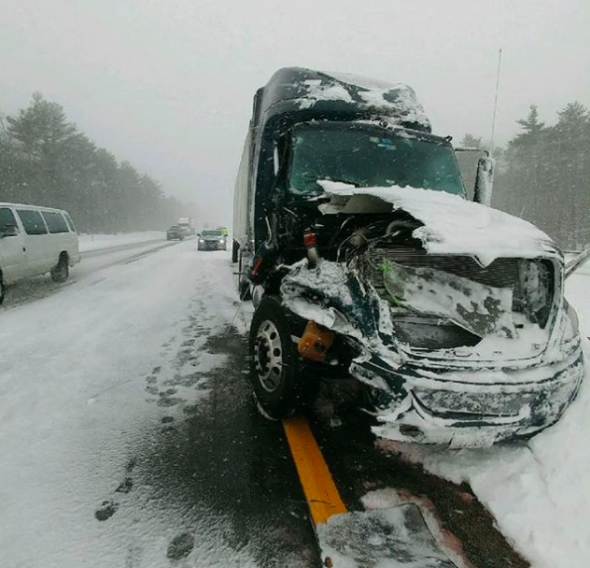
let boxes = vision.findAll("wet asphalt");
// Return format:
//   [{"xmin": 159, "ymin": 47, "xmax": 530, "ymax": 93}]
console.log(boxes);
[{"xmin": 118, "ymin": 325, "xmax": 321, "ymax": 567}]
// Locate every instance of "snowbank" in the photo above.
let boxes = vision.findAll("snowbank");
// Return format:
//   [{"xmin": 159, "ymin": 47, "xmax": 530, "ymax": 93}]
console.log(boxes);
[
  {"xmin": 386, "ymin": 266, "xmax": 590, "ymax": 568},
  {"xmin": 79, "ymin": 231, "xmax": 165, "ymax": 252}
]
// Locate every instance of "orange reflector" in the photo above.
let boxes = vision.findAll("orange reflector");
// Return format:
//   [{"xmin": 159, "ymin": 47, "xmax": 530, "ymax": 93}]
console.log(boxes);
[
  {"xmin": 283, "ymin": 416, "xmax": 347, "ymax": 525},
  {"xmin": 298, "ymin": 321, "xmax": 334, "ymax": 362}
]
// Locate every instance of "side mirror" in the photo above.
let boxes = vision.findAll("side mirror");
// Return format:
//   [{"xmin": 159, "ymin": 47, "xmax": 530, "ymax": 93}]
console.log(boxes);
[
  {"xmin": 565, "ymin": 248, "xmax": 590, "ymax": 279},
  {"xmin": 473, "ymin": 155, "xmax": 495, "ymax": 206},
  {"xmin": 0, "ymin": 224, "xmax": 18, "ymax": 238}
]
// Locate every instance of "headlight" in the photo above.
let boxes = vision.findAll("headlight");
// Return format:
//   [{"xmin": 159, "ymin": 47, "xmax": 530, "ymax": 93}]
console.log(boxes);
[
  {"xmin": 219, "ymin": 238, "xmax": 225, "ymax": 243},
  {"xmin": 199, "ymin": 239, "xmax": 204, "ymax": 243}
]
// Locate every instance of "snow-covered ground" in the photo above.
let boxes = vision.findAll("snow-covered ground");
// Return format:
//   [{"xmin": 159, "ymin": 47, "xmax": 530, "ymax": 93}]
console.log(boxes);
[
  {"xmin": 386, "ymin": 260, "xmax": 590, "ymax": 568},
  {"xmin": 79, "ymin": 231, "xmax": 166, "ymax": 253},
  {"xmin": 0, "ymin": 243, "xmax": 256, "ymax": 568}
]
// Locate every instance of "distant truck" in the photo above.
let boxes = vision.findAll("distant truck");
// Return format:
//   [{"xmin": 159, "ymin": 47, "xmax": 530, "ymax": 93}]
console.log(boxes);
[
  {"xmin": 178, "ymin": 217, "xmax": 195, "ymax": 236},
  {"xmin": 232, "ymin": 67, "xmax": 584, "ymax": 447}
]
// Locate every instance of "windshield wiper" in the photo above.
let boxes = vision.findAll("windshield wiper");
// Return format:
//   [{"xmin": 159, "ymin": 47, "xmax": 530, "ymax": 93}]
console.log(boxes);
[{"xmin": 318, "ymin": 176, "xmax": 360, "ymax": 187}]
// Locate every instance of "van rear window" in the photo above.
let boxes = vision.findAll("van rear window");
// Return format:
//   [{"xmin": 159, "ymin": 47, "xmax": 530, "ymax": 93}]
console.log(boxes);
[
  {"xmin": 17, "ymin": 210, "xmax": 48, "ymax": 235},
  {"xmin": 64, "ymin": 213, "xmax": 77, "ymax": 233},
  {"xmin": 42, "ymin": 211, "xmax": 70, "ymax": 234}
]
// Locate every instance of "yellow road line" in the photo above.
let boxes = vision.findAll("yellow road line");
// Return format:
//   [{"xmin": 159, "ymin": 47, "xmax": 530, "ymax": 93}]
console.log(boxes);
[{"xmin": 283, "ymin": 415, "xmax": 347, "ymax": 525}]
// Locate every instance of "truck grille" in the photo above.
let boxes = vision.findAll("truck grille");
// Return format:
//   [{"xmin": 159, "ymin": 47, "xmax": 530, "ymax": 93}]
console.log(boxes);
[
  {"xmin": 367, "ymin": 247, "xmax": 520, "ymax": 291},
  {"xmin": 364, "ymin": 246, "xmax": 531, "ymax": 350}
]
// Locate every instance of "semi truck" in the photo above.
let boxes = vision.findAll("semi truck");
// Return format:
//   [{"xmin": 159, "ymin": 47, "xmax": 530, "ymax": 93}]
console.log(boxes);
[
  {"xmin": 178, "ymin": 217, "xmax": 195, "ymax": 236},
  {"xmin": 232, "ymin": 67, "xmax": 584, "ymax": 446}
]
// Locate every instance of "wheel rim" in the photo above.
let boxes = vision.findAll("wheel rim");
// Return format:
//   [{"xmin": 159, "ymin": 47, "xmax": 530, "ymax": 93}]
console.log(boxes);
[{"xmin": 254, "ymin": 320, "xmax": 283, "ymax": 392}]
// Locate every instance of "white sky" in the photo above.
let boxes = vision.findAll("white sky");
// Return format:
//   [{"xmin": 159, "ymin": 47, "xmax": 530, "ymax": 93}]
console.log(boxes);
[{"xmin": 1, "ymin": 0, "xmax": 589, "ymax": 225}]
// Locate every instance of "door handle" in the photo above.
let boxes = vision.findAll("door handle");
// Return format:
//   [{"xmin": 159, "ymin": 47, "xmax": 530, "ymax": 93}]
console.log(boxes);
[{"xmin": 23, "ymin": 247, "xmax": 26, "ymax": 252}]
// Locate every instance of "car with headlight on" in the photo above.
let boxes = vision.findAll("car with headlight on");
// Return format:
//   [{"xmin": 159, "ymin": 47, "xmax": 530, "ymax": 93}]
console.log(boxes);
[
  {"xmin": 232, "ymin": 67, "xmax": 585, "ymax": 447},
  {"xmin": 197, "ymin": 229, "xmax": 227, "ymax": 251}
]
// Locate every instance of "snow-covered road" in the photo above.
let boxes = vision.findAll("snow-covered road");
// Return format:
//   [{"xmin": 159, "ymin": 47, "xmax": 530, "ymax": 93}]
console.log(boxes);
[
  {"xmin": 3, "ymin": 237, "xmax": 176, "ymax": 309},
  {"xmin": 0, "ymin": 243, "xmax": 318, "ymax": 568}
]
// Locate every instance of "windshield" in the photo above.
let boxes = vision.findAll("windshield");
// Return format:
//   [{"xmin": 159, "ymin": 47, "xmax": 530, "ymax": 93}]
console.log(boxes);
[
  {"xmin": 202, "ymin": 230, "xmax": 222, "ymax": 236},
  {"xmin": 289, "ymin": 125, "xmax": 466, "ymax": 197}
]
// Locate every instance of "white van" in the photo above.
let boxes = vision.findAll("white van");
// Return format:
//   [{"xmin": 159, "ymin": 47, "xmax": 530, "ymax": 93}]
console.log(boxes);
[{"xmin": 0, "ymin": 203, "xmax": 81, "ymax": 303}]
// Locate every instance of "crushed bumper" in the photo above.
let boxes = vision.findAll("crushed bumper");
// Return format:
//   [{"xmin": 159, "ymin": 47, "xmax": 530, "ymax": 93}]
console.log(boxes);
[{"xmin": 351, "ymin": 346, "xmax": 585, "ymax": 447}]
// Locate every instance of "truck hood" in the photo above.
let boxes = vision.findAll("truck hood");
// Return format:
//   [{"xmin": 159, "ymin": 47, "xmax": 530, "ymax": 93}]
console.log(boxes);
[{"xmin": 315, "ymin": 181, "xmax": 561, "ymax": 267}]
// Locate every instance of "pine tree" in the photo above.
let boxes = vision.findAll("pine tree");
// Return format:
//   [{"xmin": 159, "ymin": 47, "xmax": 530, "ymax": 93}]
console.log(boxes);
[
  {"xmin": 0, "ymin": 93, "xmax": 192, "ymax": 233},
  {"xmin": 460, "ymin": 134, "xmax": 483, "ymax": 149}
]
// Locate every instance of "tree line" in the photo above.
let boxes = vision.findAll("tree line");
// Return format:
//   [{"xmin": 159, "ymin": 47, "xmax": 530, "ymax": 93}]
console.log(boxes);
[
  {"xmin": 0, "ymin": 93, "xmax": 194, "ymax": 233},
  {"xmin": 461, "ymin": 101, "xmax": 590, "ymax": 250}
]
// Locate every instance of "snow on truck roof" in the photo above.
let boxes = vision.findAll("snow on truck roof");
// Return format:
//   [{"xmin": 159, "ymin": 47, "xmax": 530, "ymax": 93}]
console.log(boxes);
[{"xmin": 255, "ymin": 67, "xmax": 431, "ymax": 132}]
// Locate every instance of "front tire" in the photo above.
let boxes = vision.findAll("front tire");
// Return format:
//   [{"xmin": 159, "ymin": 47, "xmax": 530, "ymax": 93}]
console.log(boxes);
[
  {"xmin": 50, "ymin": 254, "xmax": 69, "ymax": 283},
  {"xmin": 249, "ymin": 297, "xmax": 318, "ymax": 419}
]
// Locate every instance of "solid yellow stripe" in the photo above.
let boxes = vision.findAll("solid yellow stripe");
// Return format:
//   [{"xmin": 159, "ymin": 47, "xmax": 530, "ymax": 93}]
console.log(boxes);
[{"xmin": 283, "ymin": 415, "xmax": 347, "ymax": 525}]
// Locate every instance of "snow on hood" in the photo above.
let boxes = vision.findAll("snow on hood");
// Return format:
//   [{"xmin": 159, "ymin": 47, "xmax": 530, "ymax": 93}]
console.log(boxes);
[{"xmin": 317, "ymin": 181, "xmax": 561, "ymax": 267}]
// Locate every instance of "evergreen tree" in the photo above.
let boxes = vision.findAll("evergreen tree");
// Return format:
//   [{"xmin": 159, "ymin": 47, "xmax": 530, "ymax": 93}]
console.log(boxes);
[
  {"xmin": 0, "ymin": 93, "xmax": 193, "ymax": 233},
  {"xmin": 493, "ymin": 102, "xmax": 590, "ymax": 248},
  {"xmin": 460, "ymin": 134, "xmax": 483, "ymax": 149}
]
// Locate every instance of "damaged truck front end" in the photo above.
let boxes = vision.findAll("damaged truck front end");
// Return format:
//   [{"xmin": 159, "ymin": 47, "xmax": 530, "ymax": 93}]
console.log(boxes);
[
  {"xmin": 281, "ymin": 246, "xmax": 583, "ymax": 447},
  {"xmin": 233, "ymin": 67, "xmax": 584, "ymax": 447}
]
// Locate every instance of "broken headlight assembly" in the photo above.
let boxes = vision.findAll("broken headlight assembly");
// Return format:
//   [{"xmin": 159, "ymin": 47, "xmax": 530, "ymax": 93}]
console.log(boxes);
[{"xmin": 516, "ymin": 259, "xmax": 554, "ymax": 328}]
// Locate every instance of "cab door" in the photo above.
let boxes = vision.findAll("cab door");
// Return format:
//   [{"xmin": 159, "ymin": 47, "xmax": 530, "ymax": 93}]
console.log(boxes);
[{"xmin": 0, "ymin": 207, "xmax": 28, "ymax": 284}]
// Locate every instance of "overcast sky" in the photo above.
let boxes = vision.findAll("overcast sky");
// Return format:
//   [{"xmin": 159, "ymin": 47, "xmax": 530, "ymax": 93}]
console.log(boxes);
[{"xmin": 1, "ymin": 0, "xmax": 589, "ymax": 225}]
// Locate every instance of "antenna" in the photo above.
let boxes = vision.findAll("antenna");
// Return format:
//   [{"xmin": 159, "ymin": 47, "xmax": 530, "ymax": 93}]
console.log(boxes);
[{"xmin": 490, "ymin": 48, "xmax": 503, "ymax": 154}]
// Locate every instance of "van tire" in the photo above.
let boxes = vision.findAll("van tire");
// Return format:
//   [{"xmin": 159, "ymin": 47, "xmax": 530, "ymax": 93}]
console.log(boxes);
[
  {"xmin": 249, "ymin": 297, "xmax": 318, "ymax": 419},
  {"xmin": 0, "ymin": 271, "xmax": 5, "ymax": 305},
  {"xmin": 51, "ymin": 254, "xmax": 69, "ymax": 283}
]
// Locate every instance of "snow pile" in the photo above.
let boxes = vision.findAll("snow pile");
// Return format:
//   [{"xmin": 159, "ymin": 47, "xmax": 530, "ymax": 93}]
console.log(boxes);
[
  {"xmin": 299, "ymin": 79, "xmax": 354, "ymax": 109},
  {"xmin": 79, "ymin": 231, "xmax": 165, "ymax": 252},
  {"xmin": 317, "ymin": 181, "xmax": 559, "ymax": 267}
]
